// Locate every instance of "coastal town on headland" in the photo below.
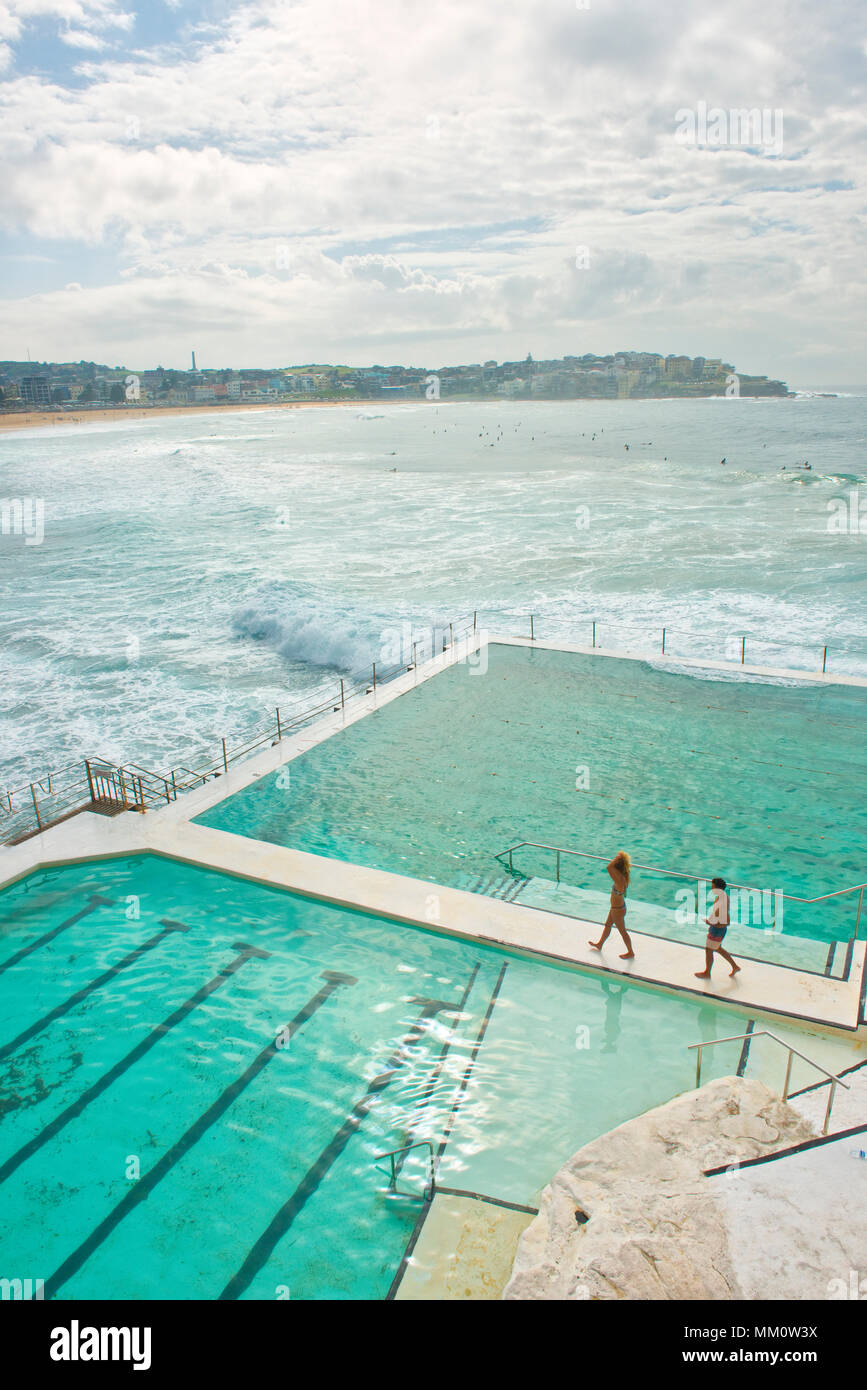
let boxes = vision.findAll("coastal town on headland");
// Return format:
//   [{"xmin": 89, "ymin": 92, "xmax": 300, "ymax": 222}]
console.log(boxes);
[{"xmin": 0, "ymin": 349, "xmax": 790, "ymax": 419}]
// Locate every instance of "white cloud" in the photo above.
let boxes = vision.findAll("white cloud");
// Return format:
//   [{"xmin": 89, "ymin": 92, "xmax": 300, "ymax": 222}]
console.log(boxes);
[{"xmin": 0, "ymin": 0, "xmax": 864, "ymax": 379}]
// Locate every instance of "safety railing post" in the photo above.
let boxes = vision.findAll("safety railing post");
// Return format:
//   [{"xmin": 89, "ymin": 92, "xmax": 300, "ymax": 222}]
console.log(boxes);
[
  {"xmin": 372, "ymin": 662, "xmax": 377, "ymax": 690},
  {"xmin": 85, "ymin": 759, "xmax": 96, "ymax": 805},
  {"xmin": 741, "ymin": 636, "xmax": 746, "ymax": 665},
  {"xmin": 591, "ymin": 620, "xmax": 596, "ymax": 649},
  {"xmin": 781, "ymin": 1049, "xmax": 794, "ymax": 1103},
  {"xmin": 822, "ymin": 645, "xmax": 828, "ymax": 674},
  {"xmin": 119, "ymin": 767, "xmax": 129, "ymax": 809},
  {"xmin": 530, "ymin": 614, "xmax": 535, "ymax": 641},
  {"xmin": 276, "ymin": 707, "xmax": 282, "ymax": 741},
  {"xmin": 222, "ymin": 738, "xmax": 228, "ymax": 775},
  {"xmin": 473, "ymin": 610, "xmax": 477, "ymax": 633},
  {"xmin": 171, "ymin": 770, "xmax": 177, "ymax": 801},
  {"xmin": 695, "ymin": 1044, "xmax": 702, "ymax": 1089},
  {"xmin": 661, "ymin": 627, "xmax": 666, "ymax": 654},
  {"xmin": 30, "ymin": 783, "xmax": 42, "ymax": 830},
  {"xmin": 340, "ymin": 678, "xmax": 345, "ymax": 710},
  {"xmin": 855, "ymin": 887, "xmax": 864, "ymax": 939},
  {"xmin": 556, "ymin": 848, "xmax": 560, "ymax": 883},
  {"xmin": 824, "ymin": 1081, "xmax": 837, "ymax": 1136}
]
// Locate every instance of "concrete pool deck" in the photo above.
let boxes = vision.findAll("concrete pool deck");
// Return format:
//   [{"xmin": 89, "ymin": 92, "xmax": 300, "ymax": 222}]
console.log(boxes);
[
  {"xmin": 1, "ymin": 807, "xmax": 864, "ymax": 1036},
  {"xmin": 2, "ymin": 633, "xmax": 866, "ymax": 1038}
]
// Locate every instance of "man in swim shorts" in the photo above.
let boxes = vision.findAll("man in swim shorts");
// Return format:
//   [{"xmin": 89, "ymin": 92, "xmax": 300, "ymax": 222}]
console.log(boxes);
[{"xmin": 695, "ymin": 877, "xmax": 741, "ymax": 979}]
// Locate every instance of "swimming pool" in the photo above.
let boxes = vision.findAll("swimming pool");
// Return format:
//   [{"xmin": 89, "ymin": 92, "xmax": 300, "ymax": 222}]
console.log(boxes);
[
  {"xmin": 195, "ymin": 644, "xmax": 867, "ymax": 960},
  {"xmin": 0, "ymin": 853, "xmax": 748, "ymax": 1300}
]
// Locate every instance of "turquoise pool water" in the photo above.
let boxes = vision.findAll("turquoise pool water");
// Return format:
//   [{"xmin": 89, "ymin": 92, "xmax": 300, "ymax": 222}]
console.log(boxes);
[
  {"xmin": 196, "ymin": 644, "xmax": 867, "ymax": 955},
  {"xmin": 0, "ymin": 853, "xmax": 743, "ymax": 1301}
]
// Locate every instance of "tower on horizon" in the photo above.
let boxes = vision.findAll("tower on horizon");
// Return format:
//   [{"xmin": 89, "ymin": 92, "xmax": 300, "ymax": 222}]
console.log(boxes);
[{"xmin": 191, "ymin": 350, "xmax": 197, "ymax": 372}]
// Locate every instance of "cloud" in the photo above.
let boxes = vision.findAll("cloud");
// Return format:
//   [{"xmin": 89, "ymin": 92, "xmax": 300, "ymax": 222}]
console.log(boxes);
[{"xmin": 0, "ymin": 0, "xmax": 864, "ymax": 378}]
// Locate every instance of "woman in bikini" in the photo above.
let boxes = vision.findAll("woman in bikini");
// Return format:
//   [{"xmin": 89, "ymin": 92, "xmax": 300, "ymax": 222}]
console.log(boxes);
[{"xmin": 589, "ymin": 850, "xmax": 635, "ymax": 959}]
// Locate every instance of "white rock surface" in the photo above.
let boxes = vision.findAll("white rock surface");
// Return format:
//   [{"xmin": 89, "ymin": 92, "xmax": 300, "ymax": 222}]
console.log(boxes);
[{"xmin": 504, "ymin": 1076, "xmax": 816, "ymax": 1301}]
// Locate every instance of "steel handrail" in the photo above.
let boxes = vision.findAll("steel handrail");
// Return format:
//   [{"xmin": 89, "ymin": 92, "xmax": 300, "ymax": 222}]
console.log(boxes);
[
  {"xmin": 688, "ymin": 1030, "xmax": 850, "ymax": 1134},
  {"xmin": 475, "ymin": 610, "xmax": 867, "ymax": 675},
  {"xmin": 496, "ymin": 840, "xmax": 866, "ymax": 928},
  {"xmin": 374, "ymin": 1140, "xmax": 436, "ymax": 1201},
  {"xmin": 1, "ymin": 612, "xmax": 479, "ymax": 844}
]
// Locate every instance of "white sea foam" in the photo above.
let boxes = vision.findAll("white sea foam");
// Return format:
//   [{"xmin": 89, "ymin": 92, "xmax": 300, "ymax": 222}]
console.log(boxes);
[{"xmin": 2, "ymin": 396, "xmax": 866, "ymax": 783}]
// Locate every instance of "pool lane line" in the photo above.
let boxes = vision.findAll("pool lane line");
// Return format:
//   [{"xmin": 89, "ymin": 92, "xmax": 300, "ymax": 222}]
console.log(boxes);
[
  {"xmin": 391, "ymin": 962, "xmax": 481, "ymax": 1181},
  {"xmin": 703, "ymin": 1118, "xmax": 867, "ymax": 1176},
  {"xmin": 433, "ymin": 1186, "xmax": 538, "ymax": 1215},
  {"xmin": 0, "ymin": 940, "xmax": 270, "ymax": 1188},
  {"xmin": 386, "ymin": 1182, "xmax": 540, "ymax": 1301},
  {"xmin": 736, "ymin": 1020, "xmax": 755, "ymax": 1077},
  {"xmin": 386, "ymin": 963, "xmax": 509, "ymax": 1301},
  {"xmin": 44, "ymin": 968, "xmax": 357, "ymax": 1301},
  {"xmin": 0, "ymin": 918, "xmax": 191, "ymax": 1063},
  {"xmin": 0, "ymin": 895, "xmax": 114, "ymax": 977},
  {"xmin": 788, "ymin": 1054, "xmax": 867, "ymax": 1100},
  {"xmin": 433, "ymin": 961, "xmax": 508, "ymax": 1166},
  {"xmin": 218, "ymin": 988, "xmax": 472, "ymax": 1301}
]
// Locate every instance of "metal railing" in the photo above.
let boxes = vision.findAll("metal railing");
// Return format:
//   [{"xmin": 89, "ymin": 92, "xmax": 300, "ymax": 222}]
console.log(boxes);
[
  {"xmin": 689, "ymin": 1030, "xmax": 851, "ymax": 1135},
  {"xmin": 474, "ymin": 609, "xmax": 867, "ymax": 677},
  {"xmin": 374, "ymin": 1140, "xmax": 436, "ymax": 1201},
  {"xmin": 3, "ymin": 607, "xmax": 865, "ymax": 846},
  {"xmin": 0, "ymin": 613, "xmax": 480, "ymax": 846},
  {"xmin": 494, "ymin": 841, "xmax": 866, "ymax": 940}
]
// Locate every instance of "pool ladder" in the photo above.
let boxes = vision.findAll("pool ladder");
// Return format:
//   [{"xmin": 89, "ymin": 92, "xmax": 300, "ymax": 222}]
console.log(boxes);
[
  {"xmin": 374, "ymin": 1140, "xmax": 437, "ymax": 1202},
  {"xmin": 689, "ymin": 1030, "xmax": 850, "ymax": 1134}
]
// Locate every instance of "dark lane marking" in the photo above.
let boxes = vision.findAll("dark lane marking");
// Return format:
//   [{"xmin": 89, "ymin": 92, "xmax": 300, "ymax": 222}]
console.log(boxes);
[
  {"xmin": 45, "ymin": 968, "xmax": 356, "ymax": 1299},
  {"xmin": 0, "ymin": 895, "xmax": 114, "ymax": 977},
  {"xmin": 842, "ymin": 935, "xmax": 855, "ymax": 982},
  {"xmin": 736, "ymin": 1019, "xmax": 755, "ymax": 1077},
  {"xmin": 0, "ymin": 942, "xmax": 269, "ymax": 1187},
  {"xmin": 392, "ymin": 964, "xmax": 480, "ymax": 1181},
  {"xmin": 434, "ymin": 1185, "xmax": 538, "ymax": 1215},
  {"xmin": 219, "ymin": 989, "xmax": 469, "ymax": 1300},
  {"xmin": 0, "ymin": 919, "xmax": 190, "ymax": 1063},
  {"xmin": 386, "ymin": 963, "xmax": 508, "ymax": 1302},
  {"xmin": 434, "ymin": 962, "xmax": 508, "ymax": 1163}
]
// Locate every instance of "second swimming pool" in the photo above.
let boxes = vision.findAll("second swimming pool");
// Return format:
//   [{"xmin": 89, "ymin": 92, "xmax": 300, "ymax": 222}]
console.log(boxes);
[
  {"xmin": 0, "ymin": 853, "xmax": 748, "ymax": 1300},
  {"xmin": 195, "ymin": 644, "xmax": 867, "ymax": 955}
]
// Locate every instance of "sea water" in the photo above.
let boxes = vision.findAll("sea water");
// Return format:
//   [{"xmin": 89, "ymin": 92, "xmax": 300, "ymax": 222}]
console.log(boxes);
[{"xmin": 1, "ymin": 394, "xmax": 866, "ymax": 789}]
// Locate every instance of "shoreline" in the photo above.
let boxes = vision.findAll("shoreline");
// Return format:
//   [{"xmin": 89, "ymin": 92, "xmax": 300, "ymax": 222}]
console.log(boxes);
[
  {"xmin": 0, "ymin": 400, "xmax": 392, "ymax": 435},
  {"xmin": 0, "ymin": 392, "xmax": 808, "ymax": 437}
]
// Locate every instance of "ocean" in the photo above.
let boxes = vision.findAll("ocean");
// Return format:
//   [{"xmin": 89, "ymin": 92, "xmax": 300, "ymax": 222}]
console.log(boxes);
[{"xmin": 1, "ymin": 392, "xmax": 866, "ymax": 790}]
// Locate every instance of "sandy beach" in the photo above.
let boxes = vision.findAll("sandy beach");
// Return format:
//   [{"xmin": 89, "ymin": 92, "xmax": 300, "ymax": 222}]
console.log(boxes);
[{"xmin": 0, "ymin": 400, "xmax": 389, "ymax": 435}]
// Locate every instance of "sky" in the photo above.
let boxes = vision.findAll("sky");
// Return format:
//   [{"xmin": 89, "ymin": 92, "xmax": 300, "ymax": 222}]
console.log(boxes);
[{"xmin": 0, "ymin": 0, "xmax": 864, "ymax": 383}]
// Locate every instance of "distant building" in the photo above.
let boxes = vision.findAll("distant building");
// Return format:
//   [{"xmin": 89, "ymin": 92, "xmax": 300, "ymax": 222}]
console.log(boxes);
[
  {"xmin": 21, "ymin": 376, "xmax": 50, "ymax": 406},
  {"xmin": 664, "ymin": 355, "xmax": 693, "ymax": 378}
]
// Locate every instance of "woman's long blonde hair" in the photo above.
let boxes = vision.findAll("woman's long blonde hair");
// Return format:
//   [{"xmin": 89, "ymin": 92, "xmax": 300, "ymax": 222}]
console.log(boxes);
[{"xmin": 613, "ymin": 850, "xmax": 631, "ymax": 885}]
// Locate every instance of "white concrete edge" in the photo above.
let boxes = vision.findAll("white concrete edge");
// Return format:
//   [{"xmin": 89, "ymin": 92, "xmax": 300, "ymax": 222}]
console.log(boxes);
[
  {"xmin": 1, "ymin": 808, "xmax": 863, "ymax": 1036},
  {"xmin": 492, "ymin": 634, "xmax": 867, "ymax": 688},
  {"xmin": 3, "ymin": 629, "xmax": 862, "ymax": 869},
  {"xmin": 2, "ymin": 630, "xmax": 864, "ymax": 1032}
]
